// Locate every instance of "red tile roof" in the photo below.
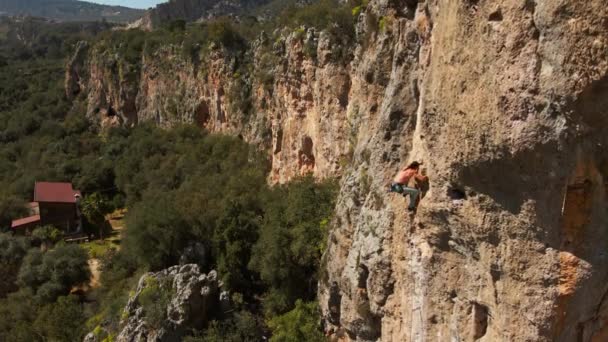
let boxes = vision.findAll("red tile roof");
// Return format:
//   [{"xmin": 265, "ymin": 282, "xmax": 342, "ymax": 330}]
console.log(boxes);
[
  {"xmin": 11, "ymin": 215, "xmax": 41, "ymax": 229},
  {"xmin": 34, "ymin": 182, "xmax": 81, "ymax": 203}
]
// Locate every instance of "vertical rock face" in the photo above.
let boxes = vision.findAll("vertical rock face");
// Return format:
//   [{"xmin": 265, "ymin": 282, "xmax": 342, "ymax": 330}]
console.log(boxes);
[
  {"xmin": 66, "ymin": 27, "xmax": 353, "ymax": 183},
  {"xmin": 66, "ymin": 0, "xmax": 608, "ymax": 340},
  {"xmin": 319, "ymin": 0, "xmax": 608, "ymax": 341}
]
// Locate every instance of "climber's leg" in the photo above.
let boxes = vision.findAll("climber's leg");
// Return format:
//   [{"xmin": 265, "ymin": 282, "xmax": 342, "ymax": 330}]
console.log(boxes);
[
  {"xmin": 390, "ymin": 183, "xmax": 404, "ymax": 194},
  {"xmin": 402, "ymin": 187, "xmax": 420, "ymax": 210}
]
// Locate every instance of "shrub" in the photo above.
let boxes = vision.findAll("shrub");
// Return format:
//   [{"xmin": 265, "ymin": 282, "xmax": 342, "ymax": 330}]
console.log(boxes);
[
  {"xmin": 268, "ymin": 300, "xmax": 325, "ymax": 342},
  {"xmin": 185, "ymin": 310, "xmax": 264, "ymax": 342},
  {"xmin": 0, "ymin": 234, "xmax": 30, "ymax": 297},
  {"xmin": 33, "ymin": 295, "xmax": 87, "ymax": 341},
  {"xmin": 249, "ymin": 176, "xmax": 337, "ymax": 316},
  {"xmin": 17, "ymin": 244, "xmax": 90, "ymax": 303},
  {"xmin": 206, "ymin": 18, "xmax": 246, "ymax": 50},
  {"xmin": 31, "ymin": 225, "xmax": 64, "ymax": 250},
  {"xmin": 138, "ymin": 276, "xmax": 173, "ymax": 327}
]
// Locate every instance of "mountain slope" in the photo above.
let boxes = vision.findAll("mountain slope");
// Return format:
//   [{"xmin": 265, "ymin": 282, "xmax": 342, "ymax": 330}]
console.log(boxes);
[
  {"xmin": 66, "ymin": 0, "xmax": 608, "ymax": 340},
  {"xmin": 0, "ymin": 0, "xmax": 143, "ymax": 23},
  {"xmin": 134, "ymin": 0, "xmax": 282, "ymax": 30}
]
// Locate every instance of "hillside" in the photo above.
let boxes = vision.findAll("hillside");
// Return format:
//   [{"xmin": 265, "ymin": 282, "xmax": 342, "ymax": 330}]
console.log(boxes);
[
  {"xmin": 1, "ymin": 0, "xmax": 608, "ymax": 341},
  {"xmin": 132, "ymin": 0, "xmax": 306, "ymax": 30},
  {"xmin": 0, "ymin": 0, "xmax": 143, "ymax": 23},
  {"xmin": 67, "ymin": 0, "xmax": 608, "ymax": 340}
]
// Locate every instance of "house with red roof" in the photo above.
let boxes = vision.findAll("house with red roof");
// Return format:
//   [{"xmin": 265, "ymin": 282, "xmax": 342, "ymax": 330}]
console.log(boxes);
[{"xmin": 11, "ymin": 182, "xmax": 82, "ymax": 235}]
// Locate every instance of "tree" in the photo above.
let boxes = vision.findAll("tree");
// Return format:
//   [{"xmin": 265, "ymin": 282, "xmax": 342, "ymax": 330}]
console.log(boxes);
[
  {"xmin": 34, "ymin": 295, "xmax": 86, "ymax": 342},
  {"xmin": 268, "ymin": 300, "xmax": 325, "ymax": 342},
  {"xmin": 249, "ymin": 176, "xmax": 337, "ymax": 315},
  {"xmin": 0, "ymin": 234, "xmax": 30, "ymax": 297},
  {"xmin": 17, "ymin": 245, "xmax": 91, "ymax": 303},
  {"xmin": 185, "ymin": 310, "xmax": 264, "ymax": 342},
  {"xmin": 0, "ymin": 193, "xmax": 26, "ymax": 231},
  {"xmin": 31, "ymin": 225, "xmax": 63, "ymax": 251},
  {"xmin": 0, "ymin": 289, "xmax": 40, "ymax": 342},
  {"xmin": 80, "ymin": 192, "xmax": 113, "ymax": 239},
  {"xmin": 123, "ymin": 192, "xmax": 191, "ymax": 270}
]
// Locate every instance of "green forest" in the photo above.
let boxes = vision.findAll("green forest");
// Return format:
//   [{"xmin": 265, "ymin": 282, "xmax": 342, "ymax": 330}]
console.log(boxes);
[{"xmin": 0, "ymin": 0, "xmax": 368, "ymax": 340}]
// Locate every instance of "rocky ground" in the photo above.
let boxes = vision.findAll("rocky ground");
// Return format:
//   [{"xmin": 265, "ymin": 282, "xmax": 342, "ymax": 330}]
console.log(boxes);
[{"xmin": 85, "ymin": 265, "xmax": 227, "ymax": 342}]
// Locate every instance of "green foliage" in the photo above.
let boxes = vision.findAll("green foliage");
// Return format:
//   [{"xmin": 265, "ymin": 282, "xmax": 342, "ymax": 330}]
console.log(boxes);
[
  {"xmin": 205, "ymin": 18, "xmax": 246, "ymax": 50},
  {"xmin": 166, "ymin": 20, "xmax": 187, "ymax": 33},
  {"xmin": 80, "ymin": 192, "xmax": 115, "ymax": 219},
  {"xmin": 0, "ymin": 193, "xmax": 26, "ymax": 231},
  {"xmin": 0, "ymin": 234, "xmax": 30, "ymax": 297},
  {"xmin": 33, "ymin": 295, "xmax": 87, "ymax": 342},
  {"xmin": 278, "ymin": 0, "xmax": 353, "ymax": 34},
  {"xmin": 17, "ymin": 244, "xmax": 91, "ymax": 303},
  {"xmin": 186, "ymin": 310, "xmax": 264, "ymax": 342},
  {"xmin": 0, "ymin": 291, "xmax": 86, "ymax": 342},
  {"xmin": 378, "ymin": 16, "xmax": 393, "ymax": 33},
  {"xmin": 254, "ymin": 51, "xmax": 279, "ymax": 91},
  {"xmin": 0, "ymin": 17, "xmax": 109, "ymax": 61},
  {"xmin": 0, "ymin": 2, "xmax": 142, "ymax": 23},
  {"xmin": 31, "ymin": 225, "xmax": 64, "ymax": 249},
  {"xmin": 116, "ymin": 126, "xmax": 268, "ymax": 293},
  {"xmin": 138, "ymin": 276, "xmax": 173, "ymax": 327},
  {"xmin": 87, "ymin": 250, "xmax": 140, "ymax": 334},
  {"xmin": 0, "ymin": 7, "xmax": 350, "ymax": 339},
  {"xmin": 81, "ymin": 192, "xmax": 114, "ymax": 238},
  {"xmin": 227, "ymin": 74, "xmax": 253, "ymax": 120},
  {"xmin": 249, "ymin": 176, "xmax": 337, "ymax": 315},
  {"xmin": 268, "ymin": 300, "xmax": 326, "ymax": 342},
  {"xmin": 0, "ymin": 289, "xmax": 40, "ymax": 341},
  {"xmin": 352, "ymin": 0, "xmax": 369, "ymax": 17}
]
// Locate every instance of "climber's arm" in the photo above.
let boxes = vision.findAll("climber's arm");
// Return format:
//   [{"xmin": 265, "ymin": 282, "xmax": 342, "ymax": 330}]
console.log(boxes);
[{"xmin": 414, "ymin": 173, "xmax": 428, "ymax": 182}]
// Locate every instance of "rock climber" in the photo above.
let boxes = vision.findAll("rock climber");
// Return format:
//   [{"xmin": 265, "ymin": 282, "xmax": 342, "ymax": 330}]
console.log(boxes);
[{"xmin": 390, "ymin": 161, "xmax": 429, "ymax": 211}]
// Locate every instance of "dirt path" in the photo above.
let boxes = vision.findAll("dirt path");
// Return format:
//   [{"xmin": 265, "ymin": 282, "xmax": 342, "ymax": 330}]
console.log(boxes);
[{"xmin": 89, "ymin": 258, "xmax": 101, "ymax": 288}]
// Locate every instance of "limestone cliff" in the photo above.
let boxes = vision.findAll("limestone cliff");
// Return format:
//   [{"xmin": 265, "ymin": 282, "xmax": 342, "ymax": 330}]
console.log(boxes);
[
  {"xmin": 66, "ymin": 25, "xmax": 353, "ymax": 183},
  {"xmin": 67, "ymin": 0, "xmax": 608, "ymax": 340},
  {"xmin": 319, "ymin": 0, "xmax": 608, "ymax": 341}
]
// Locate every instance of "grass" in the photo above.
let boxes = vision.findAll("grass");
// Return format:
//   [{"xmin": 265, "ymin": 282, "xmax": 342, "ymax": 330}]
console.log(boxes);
[
  {"xmin": 82, "ymin": 238, "xmax": 118, "ymax": 259},
  {"xmin": 82, "ymin": 209, "xmax": 125, "ymax": 258}
]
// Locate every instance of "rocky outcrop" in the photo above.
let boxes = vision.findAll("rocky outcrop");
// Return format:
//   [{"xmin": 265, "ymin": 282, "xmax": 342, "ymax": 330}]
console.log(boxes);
[
  {"xmin": 65, "ymin": 41, "xmax": 89, "ymax": 101},
  {"xmin": 100, "ymin": 265, "xmax": 223, "ymax": 342},
  {"xmin": 69, "ymin": 0, "xmax": 608, "ymax": 340}
]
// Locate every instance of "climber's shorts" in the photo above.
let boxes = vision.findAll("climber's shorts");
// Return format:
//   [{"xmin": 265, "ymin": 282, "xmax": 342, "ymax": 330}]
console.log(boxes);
[
  {"xmin": 390, "ymin": 183, "xmax": 406, "ymax": 193},
  {"xmin": 390, "ymin": 183, "xmax": 420, "ymax": 209}
]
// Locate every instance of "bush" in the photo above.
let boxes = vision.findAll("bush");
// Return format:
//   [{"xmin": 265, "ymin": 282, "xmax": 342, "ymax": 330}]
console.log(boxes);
[
  {"xmin": 249, "ymin": 176, "xmax": 337, "ymax": 315},
  {"xmin": 138, "ymin": 276, "xmax": 173, "ymax": 327},
  {"xmin": 206, "ymin": 18, "xmax": 246, "ymax": 50},
  {"xmin": 0, "ymin": 289, "xmax": 40, "ymax": 341},
  {"xmin": 31, "ymin": 225, "xmax": 64, "ymax": 250},
  {"xmin": 268, "ymin": 300, "xmax": 325, "ymax": 342},
  {"xmin": 33, "ymin": 295, "xmax": 87, "ymax": 341},
  {"xmin": 185, "ymin": 310, "xmax": 264, "ymax": 342},
  {"xmin": 17, "ymin": 245, "xmax": 91, "ymax": 303},
  {"xmin": 0, "ymin": 234, "xmax": 30, "ymax": 297},
  {"xmin": 0, "ymin": 193, "xmax": 26, "ymax": 231}
]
